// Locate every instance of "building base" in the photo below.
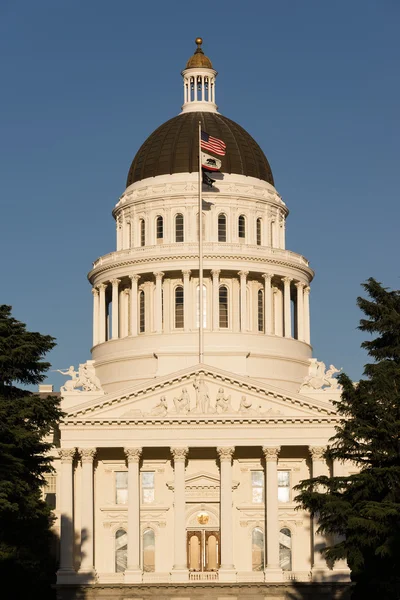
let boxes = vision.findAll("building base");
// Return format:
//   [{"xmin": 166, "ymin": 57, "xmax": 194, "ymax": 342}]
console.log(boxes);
[{"xmin": 56, "ymin": 581, "xmax": 352, "ymax": 600}]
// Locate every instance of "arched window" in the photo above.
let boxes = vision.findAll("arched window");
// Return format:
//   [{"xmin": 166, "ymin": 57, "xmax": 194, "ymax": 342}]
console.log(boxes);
[
  {"xmin": 175, "ymin": 213, "xmax": 184, "ymax": 242},
  {"xmin": 140, "ymin": 219, "xmax": 145, "ymax": 247},
  {"xmin": 196, "ymin": 284, "xmax": 207, "ymax": 328},
  {"xmin": 279, "ymin": 528, "xmax": 292, "ymax": 571},
  {"xmin": 156, "ymin": 216, "xmax": 163, "ymax": 242},
  {"xmin": 175, "ymin": 286, "xmax": 184, "ymax": 329},
  {"xmin": 252, "ymin": 527, "xmax": 264, "ymax": 571},
  {"xmin": 139, "ymin": 290, "xmax": 145, "ymax": 333},
  {"xmin": 258, "ymin": 289, "xmax": 264, "ymax": 332},
  {"xmin": 256, "ymin": 218, "xmax": 262, "ymax": 246},
  {"xmin": 219, "ymin": 286, "xmax": 228, "ymax": 328},
  {"xmin": 218, "ymin": 213, "xmax": 227, "ymax": 242},
  {"xmin": 143, "ymin": 528, "xmax": 155, "ymax": 572},
  {"xmin": 238, "ymin": 215, "xmax": 246, "ymax": 239},
  {"xmin": 115, "ymin": 529, "xmax": 127, "ymax": 572}
]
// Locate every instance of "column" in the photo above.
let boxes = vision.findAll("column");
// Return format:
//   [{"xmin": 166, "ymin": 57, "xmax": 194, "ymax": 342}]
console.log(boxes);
[
  {"xmin": 262, "ymin": 273, "xmax": 273, "ymax": 335},
  {"xmin": 154, "ymin": 272, "xmax": 164, "ymax": 334},
  {"xmin": 331, "ymin": 460, "xmax": 351, "ymax": 580},
  {"xmin": 211, "ymin": 269, "xmax": 220, "ymax": 330},
  {"xmin": 57, "ymin": 448, "xmax": 76, "ymax": 579},
  {"xmin": 92, "ymin": 288, "xmax": 99, "ymax": 347},
  {"xmin": 79, "ymin": 448, "xmax": 96, "ymax": 575},
  {"xmin": 171, "ymin": 447, "xmax": 189, "ymax": 581},
  {"xmin": 217, "ymin": 446, "xmax": 236, "ymax": 581},
  {"xmin": 238, "ymin": 270, "xmax": 248, "ymax": 332},
  {"xmin": 310, "ymin": 447, "xmax": 329, "ymax": 576},
  {"xmin": 182, "ymin": 270, "xmax": 191, "ymax": 332},
  {"xmin": 124, "ymin": 447, "xmax": 142, "ymax": 583},
  {"xmin": 295, "ymin": 282, "xmax": 305, "ymax": 341},
  {"xmin": 111, "ymin": 279, "xmax": 120, "ymax": 340},
  {"xmin": 304, "ymin": 286, "xmax": 311, "ymax": 344},
  {"xmin": 262, "ymin": 446, "xmax": 283, "ymax": 581},
  {"xmin": 129, "ymin": 275, "xmax": 140, "ymax": 336},
  {"xmin": 98, "ymin": 283, "xmax": 107, "ymax": 344},
  {"xmin": 282, "ymin": 277, "xmax": 292, "ymax": 338}
]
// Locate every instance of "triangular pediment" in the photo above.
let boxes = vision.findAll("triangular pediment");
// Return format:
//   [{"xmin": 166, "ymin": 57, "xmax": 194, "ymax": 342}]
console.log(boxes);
[{"xmin": 64, "ymin": 364, "xmax": 337, "ymax": 425}]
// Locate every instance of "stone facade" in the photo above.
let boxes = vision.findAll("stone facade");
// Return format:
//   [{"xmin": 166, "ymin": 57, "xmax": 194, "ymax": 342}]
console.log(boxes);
[{"xmin": 50, "ymin": 40, "xmax": 351, "ymax": 600}]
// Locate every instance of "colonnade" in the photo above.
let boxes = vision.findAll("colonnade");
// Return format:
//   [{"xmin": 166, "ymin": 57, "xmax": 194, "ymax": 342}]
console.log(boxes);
[
  {"xmin": 92, "ymin": 271, "xmax": 311, "ymax": 346},
  {"xmin": 57, "ymin": 445, "xmax": 330, "ymax": 582},
  {"xmin": 183, "ymin": 73, "xmax": 215, "ymax": 105}
]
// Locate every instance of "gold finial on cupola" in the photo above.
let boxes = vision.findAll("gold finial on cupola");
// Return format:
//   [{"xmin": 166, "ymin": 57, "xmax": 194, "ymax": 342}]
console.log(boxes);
[{"xmin": 186, "ymin": 37, "xmax": 213, "ymax": 69}]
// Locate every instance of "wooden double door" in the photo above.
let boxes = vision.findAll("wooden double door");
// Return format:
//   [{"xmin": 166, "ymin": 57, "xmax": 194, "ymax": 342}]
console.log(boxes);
[{"xmin": 187, "ymin": 530, "xmax": 220, "ymax": 571}]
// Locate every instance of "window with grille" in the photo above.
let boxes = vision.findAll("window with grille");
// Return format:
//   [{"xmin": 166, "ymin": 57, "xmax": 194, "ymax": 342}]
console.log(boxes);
[
  {"xmin": 251, "ymin": 471, "xmax": 264, "ymax": 503},
  {"xmin": 139, "ymin": 291, "xmax": 145, "ymax": 333},
  {"xmin": 252, "ymin": 527, "xmax": 264, "ymax": 571},
  {"xmin": 258, "ymin": 289, "xmax": 264, "ymax": 332},
  {"xmin": 279, "ymin": 528, "xmax": 292, "ymax": 571},
  {"xmin": 140, "ymin": 219, "xmax": 145, "ymax": 247},
  {"xmin": 115, "ymin": 471, "xmax": 128, "ymax": 505},
  {"xmin": 175, "ymin": 286, "xmax": 184, "ymax": 329},
  {"xmin": 142, "ymin": 472, "xmax": 155, "ymax": 504},
  {"xmin": 175, "ymin": 214, "xmax": 184, "ymax": 242},
  {"xmin": 44, "ymin": 474, "xmax": 56, "ymax": 509},
  {"xmin": 218, "ymin": 213, "xmax": 227, "ymax": 242},
  {"xmin": 278, "ymin": 471, "xmax": 290, "ymax": 503},
  {"xmin": 219, "ymin": 286, "xmax": 228, "ymax": 328},
  {"xmin": 156, "ymin": 216, "xmax": 163, "ymax": 242},
  {"xmin": 238, "ymin": 215, "xmax": 246, "ymax": 239},
  {"xmin": 115, "ymin": 529, "xmax": 127, "ymax": 572},
  {"xmin": 256, "ymin": 218, "xmax": 262, "ymax": 245},
  {"xmin": 143, "ymin": 529, "xmax": 155, "ymax": 572}
]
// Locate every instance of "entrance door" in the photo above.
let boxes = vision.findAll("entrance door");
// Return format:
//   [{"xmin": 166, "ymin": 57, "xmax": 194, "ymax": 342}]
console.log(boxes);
[{"xmin": 187, "ymin": 530, "xmax": 220, "ymax": 571}]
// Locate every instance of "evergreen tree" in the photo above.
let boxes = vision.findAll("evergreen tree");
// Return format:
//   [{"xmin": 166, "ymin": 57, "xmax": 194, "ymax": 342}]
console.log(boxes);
[
  {"xmin": 0, "ymin": 305, "xmax": 63, "ymax": 599},
  {"xmin": 295, "ymin": 278, "xmax": 400, "ymax": 599}
]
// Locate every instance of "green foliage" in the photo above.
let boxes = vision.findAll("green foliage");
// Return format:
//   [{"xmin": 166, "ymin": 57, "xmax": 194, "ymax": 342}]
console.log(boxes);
[
  {"xmin": 0, "ymin": 305, "xmax": 63, "ymax": 599},
  {"xmin": 295, "ymin": 279, "xmax": 400, "ymax": 600}
]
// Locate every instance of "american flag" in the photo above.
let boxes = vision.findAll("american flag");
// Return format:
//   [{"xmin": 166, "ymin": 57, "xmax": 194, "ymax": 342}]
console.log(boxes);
[{"xmin": 201, "ymin": 130, "xmax": 226, "ymax": 156}]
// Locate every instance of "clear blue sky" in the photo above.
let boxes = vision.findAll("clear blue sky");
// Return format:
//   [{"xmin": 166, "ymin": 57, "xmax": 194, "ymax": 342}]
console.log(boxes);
[{"xmin": 1, "ymin": 1, "xmax": 398, "ymax": 391}]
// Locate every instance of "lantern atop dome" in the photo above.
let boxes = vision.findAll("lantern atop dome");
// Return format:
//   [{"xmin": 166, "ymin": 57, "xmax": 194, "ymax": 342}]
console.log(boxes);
[{"xmin": 181, "ymin": 38, "xmax": 218, "ymax": 114}]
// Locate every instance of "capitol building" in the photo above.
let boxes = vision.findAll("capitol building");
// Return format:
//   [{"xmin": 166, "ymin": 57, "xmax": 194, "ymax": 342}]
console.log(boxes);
[{"xmin": 49, "ymin": 39, "xmax": 351, "ymax": 599}]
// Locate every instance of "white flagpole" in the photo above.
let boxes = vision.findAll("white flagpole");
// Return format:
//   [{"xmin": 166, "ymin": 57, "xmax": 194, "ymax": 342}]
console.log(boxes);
[{"xmin": 198, "ymin": 121, "xmax": 204, "ymax": 363}]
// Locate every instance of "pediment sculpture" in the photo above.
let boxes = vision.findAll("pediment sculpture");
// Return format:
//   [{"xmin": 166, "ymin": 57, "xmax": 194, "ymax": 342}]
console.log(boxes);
[
  {"xmin": 300, "ymin": 358, "xmax": 342, "ymax": 393},
  {"xmin": 57, "ymin": 360, "xmax": 102, "ymax": 393}
]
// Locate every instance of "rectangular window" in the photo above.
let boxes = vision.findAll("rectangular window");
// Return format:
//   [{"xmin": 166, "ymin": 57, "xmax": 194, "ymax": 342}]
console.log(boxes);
[
  {"xmin": 115, "ymin": 471, "xmax": 128, "ymax": 505},
  {"xmin": 278, "ymin": 471, "xmax": 290, "ymax": 503},
  {"xmin": 251, "ymin": 471, "xmax": 264, "ymax": 504},
  {"xmin": 44, "ymin": 474, "xmax": 57, "ymax": 509},
  {"xmin": 142, "ymin": 472, "xmax": 155, "ymax": 504}
]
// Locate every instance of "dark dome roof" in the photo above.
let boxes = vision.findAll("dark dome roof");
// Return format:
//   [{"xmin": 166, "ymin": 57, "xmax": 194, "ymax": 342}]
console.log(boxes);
[{"xmin": 126, "ymin": 112, "xmax": 274, "ymax": 187}]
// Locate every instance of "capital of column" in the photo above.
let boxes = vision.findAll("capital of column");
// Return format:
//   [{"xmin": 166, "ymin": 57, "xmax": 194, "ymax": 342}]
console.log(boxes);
[
  {"xmin": 211, "ymin": 269, "xmax": 221, "ymax": 278},
  {"xmin": 154, "ymin": 271, "xmax": 165, "ymax": 281},
  {"xmin": 282, "ymin": 276, "xmax": 292, "ymax": 285},
  {"xmin": 91, "ymin": 287, "xmax": 99, "ymax": 297},
  {"xmin": 171, "ymin": 447, "xmax": 189, "ymax": 462},
  {"xmin": 217, "ymin": 446, "xmax": 235, "ymax": 462},
  {"xmin": 182, "ymin": 269, "xmax": 191, "ymax": 278},
  {"xmin": 262, "ymin": 273, "xmax": 273, "ymax": 282},
  {"xmin": 262, "ymin": 446, "xmax": 280, "ymax": 461},
  {"xmin": 238, "ymin": 270, "xmax": 249, "ymax": 279},
  {"xmin": 129, "ymin": 274, "xmax": 140, "ymax": 283},
  {"xmin": 79, "ymin": 447, "xmax": 97, "ymax": 464},
  {"xmin": 98, "ymin": 283, "xmax": 107, "ymax": 291},
  {"xmin": 310, "ymin": 446, "xmax": 326, "ymax": 460},
  {"xmin": 122, "ymin": 288, "xmax": 130, "ymax": 296},
  {"xmin": 304, "ymin": 285, "xmax": 310, "ymax": 295},
  {"xmin": 124, "ymin": 447, "xmax": 142, "ymax": 463},
  {"xmin": 59, "ymin": 448, "xmax": 76, "ymax": 463},
  {"xmin": 295, "ymin": 281, "xmax": 305, "ymax": 290},
  {"xmin": 111, "ymin": 278, "xmax": 121, "ymax": 287}
]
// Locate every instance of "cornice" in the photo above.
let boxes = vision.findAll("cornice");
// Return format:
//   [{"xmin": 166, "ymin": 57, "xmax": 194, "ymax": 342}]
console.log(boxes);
[{"xmin": 88, "ymin": 252, "xmax": 314, "ymax": 282}]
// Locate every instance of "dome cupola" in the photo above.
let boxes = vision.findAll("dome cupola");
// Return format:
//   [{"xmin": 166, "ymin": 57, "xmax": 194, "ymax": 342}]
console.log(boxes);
[{"xmin": 181, "ymin": 38, "xmax": 217, "ymax": 114}]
